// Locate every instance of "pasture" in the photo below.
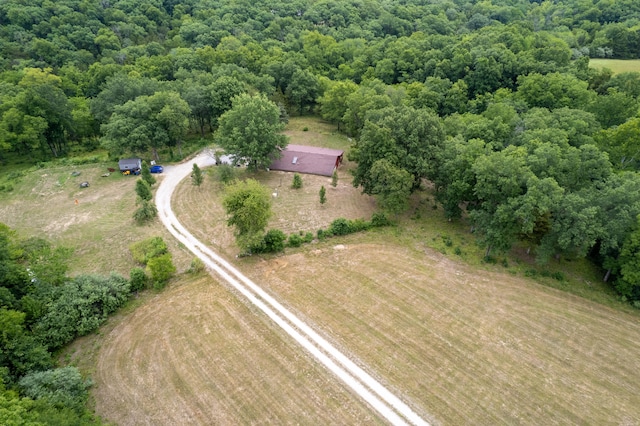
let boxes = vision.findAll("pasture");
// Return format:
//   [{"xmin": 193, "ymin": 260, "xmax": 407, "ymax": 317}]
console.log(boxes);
[{"xmin": 589, "ymin": 58, "xmax": 640, "ymax": 74}]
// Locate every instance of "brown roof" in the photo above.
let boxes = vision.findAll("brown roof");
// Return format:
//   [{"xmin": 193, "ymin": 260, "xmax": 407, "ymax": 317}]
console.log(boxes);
[{"xmin": 269, "ymin": 144, "xmax": 344, "ymax": 176}]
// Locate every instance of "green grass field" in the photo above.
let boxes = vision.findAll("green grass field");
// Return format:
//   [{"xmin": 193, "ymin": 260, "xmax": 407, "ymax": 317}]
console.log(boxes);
[{"xmin": 589, "ymin": 58, "xmax": 640, "ymax": 74}]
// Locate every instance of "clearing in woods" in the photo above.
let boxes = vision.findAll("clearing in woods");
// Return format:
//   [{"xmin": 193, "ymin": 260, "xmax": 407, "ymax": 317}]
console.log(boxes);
[
  {"xmin": 7, "ymin": 117, "xmax": 640, "ymax": 424},
  {"xmin": 589, "ymin": 58, "xmax": 640, "ymax": 74}
]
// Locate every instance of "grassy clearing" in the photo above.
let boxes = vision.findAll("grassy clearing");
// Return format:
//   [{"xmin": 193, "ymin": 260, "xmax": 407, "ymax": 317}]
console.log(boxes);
[
  {"xmin": 0, "ymin": 162, "xmax": 193, "ymax": 275},
  {"xmin": 589, "ymin": 58, "xmax": 640, "ymax": 74}
]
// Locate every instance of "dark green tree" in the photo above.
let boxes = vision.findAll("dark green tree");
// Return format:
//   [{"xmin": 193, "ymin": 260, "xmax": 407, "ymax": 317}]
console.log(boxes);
[
  {"xmin": 223, "ymin": 179, "xmax": 273, "ymax": 251},
  {"xmin": 135, "ymin": 179, "xmax": 152, "ymax": 202},
  {"xmin": 141, "ymin": 161, "xmax": 156, "ymax": 186},
  {"xmin": 319, "ymin": 185, "xmax": 327, "ymax": 205},
  {"xmin": 192, "ymin": 163, "xmax": 204, "ymax": 188},
  {"xmin": 292, "ymin": 173, "xmax": 303, "ymax": 189}
]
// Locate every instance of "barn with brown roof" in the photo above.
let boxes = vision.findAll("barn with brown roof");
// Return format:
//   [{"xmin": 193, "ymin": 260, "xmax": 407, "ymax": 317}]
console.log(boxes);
[{"xmin": 269, "ymin": 144, "xmax": 344, "ymax": 176}]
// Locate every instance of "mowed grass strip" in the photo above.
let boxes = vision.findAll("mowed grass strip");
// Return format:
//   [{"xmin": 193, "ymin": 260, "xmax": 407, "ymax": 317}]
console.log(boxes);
[
  {"xmin": 589, "ymin": 58, "xmax": 640, "ymax": 74},
  {"xmin": 92, "ymin": 274, "xmax": 384, "ymax": 425},
  {"xmin": 243, "ymin": 239, "xmax": 640, "ymax": 425}
]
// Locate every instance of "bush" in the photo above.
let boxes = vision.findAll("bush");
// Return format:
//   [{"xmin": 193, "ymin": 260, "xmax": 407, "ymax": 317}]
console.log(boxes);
[
  {"xmin": 370, "ymin": 212, "xmax": 391, "ymax": 227},
  {"xmin": 261, "ymin": 229, "xmax": 287, "ymax": 253},
  {"xmin": 350, "ymin": 218, "xmax": 370, "ymax": 232},
  {"xmin": 287, "ymin": 233, "xmax": 303, "ymax": 247},
  {"xmin": 329, "ymin": 218, "xmax": 351, "ymax": 236},
  {"xmin": 19, "ymin": 367, "xmax": 91, "ymax": 415},
  {"xmin": 133, "ymin": 199, "xmax": 157, "ymax": 224},
  {"xmin": 33, "ymin": 274, "xmax": 130, "ymax": 350},
  {"xmin": 217, "ymin": 164, "xmax": 235, "ymax": 184},
  {"xmin": 291, "ymin": 173, "xmax": 302, "ymax": 189},
  {"xmin": 317, "ymin": 229, "xmax": 327, "ymax": 240},
  {"xmin": 129, "ymin": 267, "xmax": 148, "ymax": 292},
  {"xmin": 303, "ymin": 232, "xmax": 314, "ymax": 243},
  {"xmin": 146, "ymin": 253, "xmax": 176, "ymax": 290},
  {"xmin": 129, "ymin": 237, "xmax": 168, "ymax": 265},
  {"xmin": 135, "ymin": 179, "xmax": 152, "ymax": 201},
  {"xmin": 188, "ymin": 258, "xmax": 205, "ymax": 274}
]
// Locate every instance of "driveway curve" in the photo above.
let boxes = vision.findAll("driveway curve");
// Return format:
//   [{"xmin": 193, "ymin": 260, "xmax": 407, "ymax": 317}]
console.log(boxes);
[{"xmin": 155, "ymin": 153, "xmax": 431, "ymax": 426}]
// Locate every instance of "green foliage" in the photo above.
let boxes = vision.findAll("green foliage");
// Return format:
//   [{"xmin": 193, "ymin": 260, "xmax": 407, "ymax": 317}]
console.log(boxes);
[
  {"xmin": 19, "ymin": 367, "xmax": 91, "ymax": 415},
  {"xmin": 133, "ymin": 199, "xmax": 158, "ymax": 225},
  {"xmin": 129, "ymin": 267, "xmax": 148, "ymax": 292},
  {"xmin": 34, "ymin": 274, "xmax": 130, "ymax": 350},
  {"xmin": 253, "ymin": 229, "xmax": 287, "ymax": 254},
  {"xmin": 319, "ymin": 185, "xmax": 326, "ymax": 205},
  {"xmin": 146, "ymin": 253, "xmax": 176, "ymax": 290},
  {"xmin": 370, "ymin": 212, "xmax": 391, "ymax": 228},
  {"xmin": 615, "ymin": 216, "xmax": 640, "ymax": 301},
  {"xmin": 223, "ymin": 179, "xmax": 272, "ymax": 251},
  {"xmin": 141, "ymin": 161, "xmax": 156, "ymax": 186},
  {"xmin": 135, "ymin": 179, "xmax": 152, "ymax": 202},
  {"xmin": 129, "ymin": 237, "xmax": 168, "ymax": 265},
  {"xmin": 329, "ymin": 218, "xmax": 351, "ymax": 236},
  {"xmin": 191, "ymin": 163, "xmax": 203, "ymax": 187},
  {"xmin": 291, "ymin": 173, "xmax": 303, "ymax": 189},
  {"xmin": 331, "ymin": 170, "xmax": 338, "ymax": 188},
  {"xmin": 287, "ymin": 233, "xmax": 303, "ymax": 248},
  {"xmin": 216, "ymin": 164, "xmax": 236, "ymax": 184},
  {"xmin": 215, "ymin": 93, "xmax": 288, "ymax": 171},
  {"xmin": 188, "ymin": 258, "xmax": 205, "ymax": 274}
]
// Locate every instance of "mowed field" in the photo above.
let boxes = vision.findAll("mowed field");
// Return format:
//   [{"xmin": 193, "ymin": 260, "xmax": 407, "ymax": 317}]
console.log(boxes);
[
  {"xmin": 589, "ymin": 58, "xmax": 640, "ymax": 74},
  {"xmin": 3, "ymin": 117, "xmax": 640, "ymax": 424}
]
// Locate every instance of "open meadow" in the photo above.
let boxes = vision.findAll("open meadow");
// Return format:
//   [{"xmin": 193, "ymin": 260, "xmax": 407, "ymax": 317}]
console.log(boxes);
[
  {"xmin": 2, "ymin": 117, "xmax": 640, "ymax": 424},
  {"xmin": 589, "ymin": 58, "xmax": 640, "ymax": 74}
]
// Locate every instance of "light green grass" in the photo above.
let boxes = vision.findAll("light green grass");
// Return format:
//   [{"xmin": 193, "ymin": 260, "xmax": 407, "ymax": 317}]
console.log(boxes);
[{"xmin": 589, "ymin": 58, "xmax": 640, "ymax": 74}]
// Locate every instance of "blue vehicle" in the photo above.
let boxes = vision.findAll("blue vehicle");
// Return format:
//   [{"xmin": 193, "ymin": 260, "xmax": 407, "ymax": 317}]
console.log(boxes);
[{"xmin": 150, "ymin": 165, "xmax": 164, "ymax": 173}]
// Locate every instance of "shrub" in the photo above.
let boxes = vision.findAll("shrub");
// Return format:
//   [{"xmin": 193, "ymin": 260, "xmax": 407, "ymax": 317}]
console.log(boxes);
[
  {"xmin": 292, "ymin": 173, "xmax": 302, "ymax": 189},
  {"xmin": 146, "ymin": 253, "xmax": 176, "ymax": 290},
  {"xmin": 317, "ymin": 229, "xmax": 327, "ymax": 240},
  {"xmin": 331, "ymin": 170, "xmax": 338, "ymax": 187},
  {"xmin": 19, "ymin": 367, "xmax": 92, "ymax": 414},
  {"xmin": 551, "ymin": 271, "xmax": 566, "ymax": 282},
  {"xmin": 129, "ymin": 237, "xmax": 168, "ymax": 265},
  {"xmin": 287, "ymin": 233, "xmax": 303, "ymax": 247},
  {"xmin": 188, "ymin": 258, "xmax": 205, "ymax": 274},
  {"xmin": 141, "ymin": 161, "xmax": 156, "ymax": 186},
  {"xmin": 135, "ymin": 179, "xmax": 152, "ymax": 201},
  {"xmin": 370, "ymin": 212, "xmax": 391, "ymax": 227},
  {"xmin": 261, "ymin": 229, "xmax": 287, "ymax": 253},
  {"xmin": 329, "ymin": 218, "xmax": 351, "ymax": 236},
  {"xmin": 129, "ymin": 267, "xmax": 148, "ymax": 292},
  {"xmin": 133, "ymin": 199, "xmax": 157, "ymax": 224},
  {"xmin": 350, "ymin": 218, "xmax": 370, "ymax": 232},
  {"xmin": 303, "ymin": 232, "xmax": 314, "ymax": 243},
  {"xmin": 454, "ymin": 246, "xmax": 463, "ymax": 256},
  {"xmin": 217, "ymin": 164, "xmax": 235, "ymax": 184}
]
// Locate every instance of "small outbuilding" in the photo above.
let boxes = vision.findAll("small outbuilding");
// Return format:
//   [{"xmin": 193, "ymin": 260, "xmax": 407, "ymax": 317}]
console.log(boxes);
[
  {"xmin": 118, "ymin": 158, "xmax": 142, "ymax": 174},
  {"xmin": 269, "ymin": 145, "xmax": 344, "ymax": 177}
]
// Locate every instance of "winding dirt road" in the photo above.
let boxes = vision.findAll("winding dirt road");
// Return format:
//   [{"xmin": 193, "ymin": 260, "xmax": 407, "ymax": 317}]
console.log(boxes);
[{"xmin": 155, "ymin": 153, "xmax": 430, "ymax": 426}]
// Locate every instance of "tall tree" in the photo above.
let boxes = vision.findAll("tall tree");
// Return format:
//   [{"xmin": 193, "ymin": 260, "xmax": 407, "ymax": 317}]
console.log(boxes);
[
  {"xmin": 215, "ymin": 93, "xmax": 288, "ymax": 171},
  {"xmin": 101, "ymin": 91, "xmax": 190, "ymax": 161},
  {"xmin": 223, "ymin": 179, "xmax": 272, "ymax": 251}
]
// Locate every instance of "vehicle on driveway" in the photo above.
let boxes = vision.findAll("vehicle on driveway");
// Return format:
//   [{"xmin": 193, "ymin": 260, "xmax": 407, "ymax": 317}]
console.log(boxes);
[{"xmin": 150, "ymin": 165, "xmax": 164, "ymax": 173}]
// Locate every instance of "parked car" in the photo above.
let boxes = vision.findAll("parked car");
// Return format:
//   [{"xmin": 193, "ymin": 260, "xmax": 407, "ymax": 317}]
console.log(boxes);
[{"xmin": 150, "ymin": 165, "xmax": 164, "ymax": 173}]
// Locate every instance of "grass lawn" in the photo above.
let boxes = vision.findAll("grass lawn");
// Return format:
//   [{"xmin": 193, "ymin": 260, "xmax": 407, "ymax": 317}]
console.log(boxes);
[{"xmin": 589, "ymin": 58, "xmax": 640, "ymax": 74}]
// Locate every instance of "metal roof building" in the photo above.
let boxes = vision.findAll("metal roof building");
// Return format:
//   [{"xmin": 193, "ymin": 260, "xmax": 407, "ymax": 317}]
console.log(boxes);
[{"xmin": 269, "ymin": 145, "xmax": 344, "ymax": 176}]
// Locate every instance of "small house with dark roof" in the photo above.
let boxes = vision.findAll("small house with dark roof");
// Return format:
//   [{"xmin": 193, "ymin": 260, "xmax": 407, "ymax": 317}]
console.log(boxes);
[
  {"xmin": 269, "ymin": 145, "xmax": 344, "ymax": 177},
  {"xmin": 118, "ymin": 158, "xmax": 142, "ymax": 174}
]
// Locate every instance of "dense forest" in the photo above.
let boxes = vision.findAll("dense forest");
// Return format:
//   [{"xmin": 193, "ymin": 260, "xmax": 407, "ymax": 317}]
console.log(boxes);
[{"xmin": 2, "ymin": 0, "xmax": 640, "ymax": 420}]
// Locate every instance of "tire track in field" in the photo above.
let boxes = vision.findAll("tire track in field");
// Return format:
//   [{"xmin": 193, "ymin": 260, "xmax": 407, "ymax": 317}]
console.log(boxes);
[{"xmin": 156, "ymin": 153, "xmax": 431, "ymax": 426}]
